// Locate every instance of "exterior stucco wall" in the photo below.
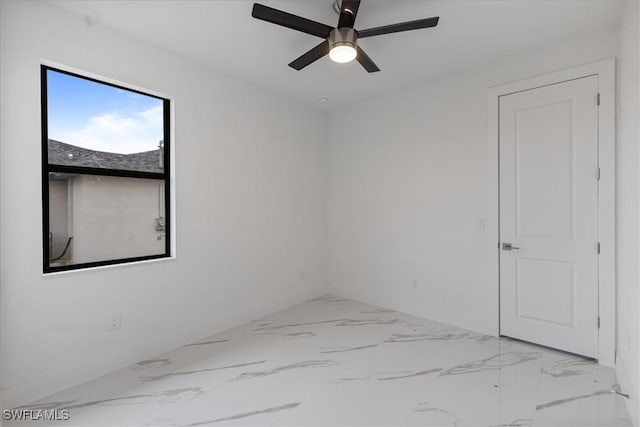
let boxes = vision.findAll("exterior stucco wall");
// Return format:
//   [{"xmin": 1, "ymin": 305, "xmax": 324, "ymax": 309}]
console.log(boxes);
[
  {"xmin": 70, "ymin": 175, "xmax": 165, "ymax": 265},
  {"xmin": 48, "ymin": 178, "xmax": 69, "ymax": 257}
]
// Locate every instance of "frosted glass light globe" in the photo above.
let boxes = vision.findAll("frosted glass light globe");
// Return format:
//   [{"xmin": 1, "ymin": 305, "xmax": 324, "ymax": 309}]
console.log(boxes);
[{"xmin": 329, "ymin": 45, "xmax": 357, "ymax": 63}]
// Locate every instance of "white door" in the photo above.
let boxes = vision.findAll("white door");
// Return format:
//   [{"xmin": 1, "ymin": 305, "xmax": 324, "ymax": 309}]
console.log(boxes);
[{"xmin": 499, "ymin": 75, "xmax": 599, "ymax": 358}]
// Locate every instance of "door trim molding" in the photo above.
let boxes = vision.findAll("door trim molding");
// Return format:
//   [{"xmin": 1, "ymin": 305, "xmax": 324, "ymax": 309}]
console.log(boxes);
[{"xmin": 487, "ymin": 58, "xmax": 616, "ymax": 366}]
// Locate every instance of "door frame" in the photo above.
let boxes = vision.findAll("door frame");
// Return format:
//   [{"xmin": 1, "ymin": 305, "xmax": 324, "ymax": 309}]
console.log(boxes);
[{"xmin": 487, "ymin": 58, "xmax": 616, "ymax": 366}]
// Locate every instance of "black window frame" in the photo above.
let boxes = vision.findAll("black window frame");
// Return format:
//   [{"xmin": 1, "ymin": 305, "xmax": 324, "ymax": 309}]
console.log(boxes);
[{"xmin": 41, "ymin": 65, "xmax": 171, "ymax": 273}]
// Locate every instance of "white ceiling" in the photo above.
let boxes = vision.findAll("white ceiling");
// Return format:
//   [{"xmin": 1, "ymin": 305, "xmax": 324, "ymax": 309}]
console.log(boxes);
[{"xmin": 51, "ymin": 0, "xmax": 624, "ymax": 110}]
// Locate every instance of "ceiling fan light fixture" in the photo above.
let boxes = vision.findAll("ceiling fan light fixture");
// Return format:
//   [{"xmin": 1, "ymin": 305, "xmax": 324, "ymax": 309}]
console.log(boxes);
[
  {"xmin": 329, "ymin": 44, "xmax": 357, "ymax": 63},
  {"xmin": 328, "ymin": 27, "xmax": 357, "ymax": 63}
]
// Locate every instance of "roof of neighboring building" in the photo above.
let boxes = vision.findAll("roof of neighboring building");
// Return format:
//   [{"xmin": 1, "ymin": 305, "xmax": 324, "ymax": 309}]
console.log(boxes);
[{"xmin": 48, "ymin": 139, "xmax": 163, "ymax": 174}]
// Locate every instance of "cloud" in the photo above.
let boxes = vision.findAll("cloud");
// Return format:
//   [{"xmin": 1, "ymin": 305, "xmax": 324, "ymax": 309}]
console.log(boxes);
[{"xmin": 56, "ymin": 104, "xmax": 164, "ymax": 154}]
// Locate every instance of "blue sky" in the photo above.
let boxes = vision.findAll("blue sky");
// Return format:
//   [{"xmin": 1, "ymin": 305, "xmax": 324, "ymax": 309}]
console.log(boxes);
[{"xmin": 47, "ymin": 69, "xmax": 163, "ymax": 154}]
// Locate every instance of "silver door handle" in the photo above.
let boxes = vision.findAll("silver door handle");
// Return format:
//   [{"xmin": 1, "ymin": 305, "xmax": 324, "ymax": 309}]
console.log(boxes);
[{"xmin": 502, "ymin": 243, "xmax": 520, "ymax": 251}]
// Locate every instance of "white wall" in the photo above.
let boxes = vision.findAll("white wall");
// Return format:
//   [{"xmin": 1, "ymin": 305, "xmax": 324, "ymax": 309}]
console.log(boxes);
[
  {"xmin": 617, "ymin": 1, "xmax": 640, "ymax": 425},
  {"xmin": 327, "ymin": 29, "xmax": 620, "ymax": 335},
  {"xmin": 0, "ymin": 0, "xmax": 327, "ymax": 409}
]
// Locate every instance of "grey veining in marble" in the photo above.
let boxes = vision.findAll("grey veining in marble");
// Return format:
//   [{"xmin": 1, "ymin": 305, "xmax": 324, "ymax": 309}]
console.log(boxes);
[
  {"xmin": 131, "ymin": 358, "xmax": 172, "ymax": 370},
  {"xmin": 10, "ymin": 294, "xmax": 632, "ymax": 426},
  {"xmin": 361, "ymin": 308, "xmax": 395, "ymax": 314},
  {"xmin": 413, "ymin": 401, "xmax": 450, "ymax": 414},
  {"xmin": 334, "ymin": 318, "xmax": 406, "ymax": 327},
  {"xmin": 254, "ymin": 321, "xmax": 272, "ymax": 327},
  {"xmin": 319, "ymin": 344, "xmax": 378, "ymax": 353},
  {"xmin": 253, "ymin": 318, "xmax": 350, "ymax": 332},
  {"xmin": 488, "ymin": 418, "xmax": 533, "ymax": 427},
  {"xmin": 536, "ymin": 385, "xmax": 629, "ymax": 410},
  {"xmin": 439, "ymin": 351, "xmax": 542, "ymax": 376},
  {"xmin": 21, "ymin": 388, "xmax": 205, "ymax": 411},
  {"xmin": 253, "ymin": 317, "xmax": 405, "ymax": 332},
  {"xmin": 282, "ymin": 331, "xmax": 316, "ymax": 339},
  {"xmin": 139, "ymin": 360, "xmax": 266, "ymax": 382},
  {"xmin": 154, "ymin": 388, "xmax": 207, "ymax": 404},
  {"xmin": 377, "ymin": 368, "xmax": 442, "ymax": 381},
  {"xmin": 329, "ymin": 376, "xmax": 372, "ymax": 384},
  {"xmin": 182, "ymin": 402, "xmax": 301, "ymax": 426},
  {"xmin": 309, "ymin": 295, "xmax": 347, "ymax": 304},
  {"xmin": 66, "ymin": 395, "xmax": 155, "ymax": 411},
  {"xmin": 385, "ymin": 329, "xmax": 469, "ymax": 343},
  {"xmin": 231, "ymin": 360, "xmax": 339, "ymax": 382},
  {"xmin": 182, "ymin": 339, "xmax": 229, "ymax": 347},
  {"xmin": 540, "ymin": 357, "xmax": 597, "ymax": 378},
  {"xmin": 468, "ymin": 334, "xmax": 498, "ymax": 343}
]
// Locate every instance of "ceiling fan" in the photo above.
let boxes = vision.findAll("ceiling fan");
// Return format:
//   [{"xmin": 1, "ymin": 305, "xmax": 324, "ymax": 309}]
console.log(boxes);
[{"xmin": 251, "ymin": 0, "xmax": 439, "ymax": 73}]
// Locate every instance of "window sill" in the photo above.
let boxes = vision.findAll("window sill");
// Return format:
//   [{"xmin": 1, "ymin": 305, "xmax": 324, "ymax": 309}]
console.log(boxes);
[{"xmin": 42, "ymin": 255, "xmax": 176, "ymax": 277}]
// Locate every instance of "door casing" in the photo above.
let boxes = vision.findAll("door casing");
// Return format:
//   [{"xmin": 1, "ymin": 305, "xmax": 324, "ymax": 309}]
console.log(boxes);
[{"xmin": 487, "ymin": 58, "xmax": 615, "ymax": 366}]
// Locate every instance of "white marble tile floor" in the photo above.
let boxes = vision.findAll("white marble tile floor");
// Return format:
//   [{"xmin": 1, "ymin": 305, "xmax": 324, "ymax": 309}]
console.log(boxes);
[{"xmin": 8, "ymin": 295, "xmax": 632, "ymax": 426}]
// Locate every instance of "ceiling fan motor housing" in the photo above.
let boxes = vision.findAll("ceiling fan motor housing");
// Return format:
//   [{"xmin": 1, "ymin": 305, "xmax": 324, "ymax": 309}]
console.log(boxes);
[{"xmin": 329, "ymin": 27, "xmax": 357, "ymax": 50}]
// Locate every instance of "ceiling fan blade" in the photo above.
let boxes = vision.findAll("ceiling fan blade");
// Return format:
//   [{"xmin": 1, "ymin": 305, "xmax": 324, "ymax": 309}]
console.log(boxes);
[
  {"xmin": 356, "ymin": 47, "xmax": 380, "ymax": 73},
  {"xmin": 337, "ymin": 0, "xmax": 361, "ymax": 28},
  {"xmin": 289, "ymin": 40, "xmax": 330, "ymax": 70},
  {"xmin": 252, "ymin": 3, "xmax": 334, "ymax": 39},
  {"xmin": 358, "ymin": 16, "xmax": 439, "ymax": 38}
]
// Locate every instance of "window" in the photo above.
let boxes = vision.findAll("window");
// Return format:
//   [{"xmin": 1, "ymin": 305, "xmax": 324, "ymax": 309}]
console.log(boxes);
[{"xmin": 41, "ymin": 66, "xmax": 171, "ymax": 273}]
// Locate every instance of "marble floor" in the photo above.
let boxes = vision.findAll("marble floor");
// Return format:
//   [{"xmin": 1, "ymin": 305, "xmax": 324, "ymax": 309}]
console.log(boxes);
[{"xmin": 10, "ymin": 295, "xmax": 632, "ymax": 426}]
